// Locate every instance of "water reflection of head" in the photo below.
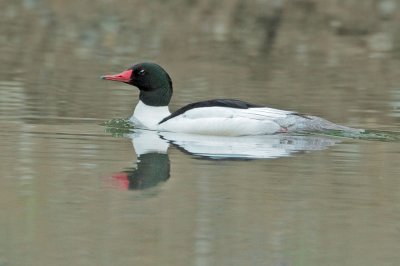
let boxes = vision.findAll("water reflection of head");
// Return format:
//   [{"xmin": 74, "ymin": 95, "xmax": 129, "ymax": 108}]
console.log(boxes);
[{"xmin": 112, "ymin": 130, "xmax": 170, "ymax": 190}]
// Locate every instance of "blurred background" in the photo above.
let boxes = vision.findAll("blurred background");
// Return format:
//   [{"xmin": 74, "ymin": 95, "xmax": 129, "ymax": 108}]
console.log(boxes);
[{"xmin": 1, "ymin": 1, "xmax": 400, "ymax": 266}]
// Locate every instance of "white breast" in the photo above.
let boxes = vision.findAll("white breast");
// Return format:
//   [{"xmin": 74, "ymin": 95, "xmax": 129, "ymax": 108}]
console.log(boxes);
[{"xmin": 130, "ymin": 101, "xmax": 171, "ymax": 129}]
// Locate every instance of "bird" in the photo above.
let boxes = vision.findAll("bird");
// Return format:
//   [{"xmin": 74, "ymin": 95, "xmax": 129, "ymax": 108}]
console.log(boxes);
[{"xmin": 101, "ymin": 62, "xmax": 363, "ymax": 136}]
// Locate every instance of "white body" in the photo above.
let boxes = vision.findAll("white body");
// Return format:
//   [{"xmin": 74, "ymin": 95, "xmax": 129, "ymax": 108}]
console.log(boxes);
[
  {"xmin": 129, "ymin": 101, "xmax": 355, "ymax": 136},
  {"xmin": 131, "ymin": 101, "xmax": 295, "ymax": 136}
]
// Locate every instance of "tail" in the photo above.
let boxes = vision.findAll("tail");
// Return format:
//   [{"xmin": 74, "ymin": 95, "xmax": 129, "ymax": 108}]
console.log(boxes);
[{"xmin": 281, "ymin": 114, "xmax": 364, "ymax": 134}]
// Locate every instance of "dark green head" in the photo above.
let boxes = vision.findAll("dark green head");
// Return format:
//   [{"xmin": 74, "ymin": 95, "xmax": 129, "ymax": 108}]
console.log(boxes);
[{"xmin": 101, "ymin": 62, "xmax": 173, "ymax": 106}]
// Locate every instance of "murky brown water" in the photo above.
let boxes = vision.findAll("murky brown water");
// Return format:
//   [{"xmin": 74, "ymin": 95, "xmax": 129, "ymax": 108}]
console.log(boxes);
[{"xmin": 1, "ymin": 1, "xmax": 400, "ymax": 265}]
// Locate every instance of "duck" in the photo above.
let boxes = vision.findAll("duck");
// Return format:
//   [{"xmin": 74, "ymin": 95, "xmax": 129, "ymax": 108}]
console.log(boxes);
[{"xmin": 101, "ymin": 62, "xmax": 363, "ymax": 136}]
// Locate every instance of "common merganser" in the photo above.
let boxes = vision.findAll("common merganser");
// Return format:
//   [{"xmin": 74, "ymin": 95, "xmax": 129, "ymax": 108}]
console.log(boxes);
[{"xmin": 101, "ymin": 62, "xmax": 362, "ymax": 136}]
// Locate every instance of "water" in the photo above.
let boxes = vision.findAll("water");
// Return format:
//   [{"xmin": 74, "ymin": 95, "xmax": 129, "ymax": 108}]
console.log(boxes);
[{"xmin": 1, "ymin": 1, "xmax": 400, "ymax": 265}]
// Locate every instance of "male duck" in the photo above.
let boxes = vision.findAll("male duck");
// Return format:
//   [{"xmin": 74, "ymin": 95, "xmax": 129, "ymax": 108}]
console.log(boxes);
[{"xmin": 102, "ymin": 62, "xmax": 362, "ymax": 136}]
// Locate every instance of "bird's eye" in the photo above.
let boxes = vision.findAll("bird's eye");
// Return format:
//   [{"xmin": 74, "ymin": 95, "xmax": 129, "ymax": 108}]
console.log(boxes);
[{"xmin": 137, "ymin": 69, "xmax": 146, "ymax": 76}]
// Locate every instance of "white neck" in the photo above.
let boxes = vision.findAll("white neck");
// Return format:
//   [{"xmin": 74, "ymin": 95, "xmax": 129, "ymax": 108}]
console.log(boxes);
[{"xmin": 130, "ymin": 100, "xmax": 170, "ymax": 130}]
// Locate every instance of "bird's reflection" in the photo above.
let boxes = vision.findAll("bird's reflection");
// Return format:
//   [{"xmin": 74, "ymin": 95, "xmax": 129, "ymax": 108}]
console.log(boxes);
[{"xmin": 112, "ymin": 130, "xmax": 339, "ymax": 190}]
